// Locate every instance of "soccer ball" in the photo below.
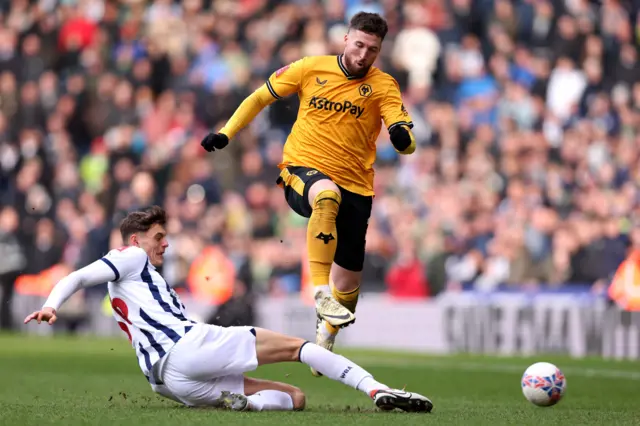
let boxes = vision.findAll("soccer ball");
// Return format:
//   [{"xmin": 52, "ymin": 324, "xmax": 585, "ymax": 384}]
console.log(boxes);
[{"xmin": 521, "ymin": 362, "xmax": 566, "ymax": 407}]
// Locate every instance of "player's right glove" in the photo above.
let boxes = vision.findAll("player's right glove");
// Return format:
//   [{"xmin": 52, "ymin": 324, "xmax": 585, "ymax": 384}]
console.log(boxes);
[{"xmin": 201, "ymin": 132, "xmax": 229, "ymax": 152}]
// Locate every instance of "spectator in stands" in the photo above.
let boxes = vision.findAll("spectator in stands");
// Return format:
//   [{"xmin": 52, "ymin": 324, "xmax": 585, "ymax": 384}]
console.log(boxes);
[
  {"xmin": 0, "ymin": 207, "xmax": 26, "ymax": 329},
  {"xmin": 1, "ymin": 0, "xmax": 639, "ymax": 321}
]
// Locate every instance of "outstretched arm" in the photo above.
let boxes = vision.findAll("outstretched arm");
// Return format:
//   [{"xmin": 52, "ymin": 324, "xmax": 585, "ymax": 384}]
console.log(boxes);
[
  {"xmin": 218, "ymin": 85, "xmax": 278, "ymax": 139},
  {"xmin": 202, "ymin": 59, "xmax": 307, "ymax": 151},
  {"xmin": 24, "ymin": 259, "xmax": 117, "ymax": 325}
]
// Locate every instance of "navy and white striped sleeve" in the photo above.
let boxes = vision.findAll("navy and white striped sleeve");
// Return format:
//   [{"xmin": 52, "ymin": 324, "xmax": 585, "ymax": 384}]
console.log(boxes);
[{"xmin": 101, "ymin": 246, "xmax": 149, "ymax": 283}]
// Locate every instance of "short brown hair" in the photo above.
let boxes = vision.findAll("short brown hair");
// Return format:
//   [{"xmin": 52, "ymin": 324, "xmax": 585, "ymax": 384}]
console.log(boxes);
[
  {"xmin": 349, "ymin": 12, "xmax": 388, "ymax": 41},
  {"xmin": 120, "ymin": 205, "xmax": 167, "ymax": 242}
]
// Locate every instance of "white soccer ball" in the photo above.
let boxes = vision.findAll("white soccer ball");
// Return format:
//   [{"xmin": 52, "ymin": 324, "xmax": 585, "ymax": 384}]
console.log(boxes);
[{"xmin": 521, "ymin": 362, "xmax": 566, "ymax": 407}]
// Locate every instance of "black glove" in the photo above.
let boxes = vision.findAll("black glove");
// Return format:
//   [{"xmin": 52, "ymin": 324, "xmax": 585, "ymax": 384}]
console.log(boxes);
[
  {"xmin": 389, "ymin": 124, "xmax": 411, "ymax": 152},
  {"xmin": 201, "ymin": 132, "xmax": 229, "ymax": 152}
]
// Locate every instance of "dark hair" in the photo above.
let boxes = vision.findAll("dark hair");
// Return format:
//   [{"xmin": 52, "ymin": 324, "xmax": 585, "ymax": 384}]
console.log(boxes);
[
  {"xmin": 120, "ymin": 205, "xmax": 167, "ymax": 242},
  {"xmin": 349, "ymin": 12, "xmax": 388, "ymax": 41}
]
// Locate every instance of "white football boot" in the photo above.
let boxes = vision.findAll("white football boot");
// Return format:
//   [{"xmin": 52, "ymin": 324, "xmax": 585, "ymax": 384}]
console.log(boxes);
[
  {"xmin": 314, "ymin": 290, "xmax": 355, "ymax": 328},
  {"xmin": 311, "ymin": 290, "xmax": 355, "ymax": 377},
  {"xmin": 310, "ymin": 318, "xmax": 338, "ymax": 377}
]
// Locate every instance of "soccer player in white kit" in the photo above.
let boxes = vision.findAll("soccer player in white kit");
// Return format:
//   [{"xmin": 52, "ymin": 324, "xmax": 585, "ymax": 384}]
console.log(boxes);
[{"xmin": 24, "ymin": 206, "xmax": 433, "ymax": 413}]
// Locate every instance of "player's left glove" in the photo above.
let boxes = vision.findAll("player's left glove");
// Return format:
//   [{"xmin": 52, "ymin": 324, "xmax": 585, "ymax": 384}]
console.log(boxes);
[
  {"xmin": 389, "ymin": 124, "xmax": 416, "ymax": 155},
  {"xmin": 201, "ymin": 132, "xmax": 229, "ymax": 152}
]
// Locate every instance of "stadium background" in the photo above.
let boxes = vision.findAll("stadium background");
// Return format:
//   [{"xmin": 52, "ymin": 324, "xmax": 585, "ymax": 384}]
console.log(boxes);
[{"xmin": 0, "ymin": 0, "xmax": 639, "ymax": 359}]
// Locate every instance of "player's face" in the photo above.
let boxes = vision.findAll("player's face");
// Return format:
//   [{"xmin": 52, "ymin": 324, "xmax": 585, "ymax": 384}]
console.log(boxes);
[
  {"xmin": 343, "ymin": 30, "xmax": 381, "ymax": 77},
  {"xmin": 135, "ymin": 223, "xmax": 169, "ymax": 267}
]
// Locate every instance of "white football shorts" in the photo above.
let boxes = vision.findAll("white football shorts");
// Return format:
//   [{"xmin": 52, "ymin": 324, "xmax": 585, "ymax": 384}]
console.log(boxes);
[{"xmin": 149, "ymin": 323, "xmax": 259, "ymax": 406}]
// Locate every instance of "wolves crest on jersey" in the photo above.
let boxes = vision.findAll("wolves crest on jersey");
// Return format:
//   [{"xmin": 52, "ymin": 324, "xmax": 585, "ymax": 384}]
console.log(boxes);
[
  {"xmin": 101, "ymin": 246, "xmax": 195, "ymax": 383},
  {"xmin": 266, "ymin": 55, "xmax": 414, "ymax": 197}
]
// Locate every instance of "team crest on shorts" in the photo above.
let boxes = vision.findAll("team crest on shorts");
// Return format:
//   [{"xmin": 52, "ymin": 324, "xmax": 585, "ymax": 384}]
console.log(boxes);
[{"xmin": 306, "ymin": 170, "xmax": 318, "ymax": 176}]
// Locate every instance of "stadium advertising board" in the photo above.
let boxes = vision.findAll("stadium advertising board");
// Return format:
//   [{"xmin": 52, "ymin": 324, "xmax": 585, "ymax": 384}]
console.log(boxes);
[
  {"xmin": 438, "ymin": 292, "xmax": 640, "ymax": 360},
  {"xmin": 255, "ymin": 292, "xmax": 640, "ymax": 360}
]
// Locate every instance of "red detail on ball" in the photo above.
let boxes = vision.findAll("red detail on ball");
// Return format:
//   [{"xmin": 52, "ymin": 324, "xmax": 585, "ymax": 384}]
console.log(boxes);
[{"xmin": 533, "ymin": 377, "xmax": 548, "ymax": 388}]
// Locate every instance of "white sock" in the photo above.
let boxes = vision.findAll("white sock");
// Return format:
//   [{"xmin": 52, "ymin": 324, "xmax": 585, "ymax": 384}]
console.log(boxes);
[
  {"xmin": 299, "ymin": 343, "xmax": 387, "ymax": 396},
  {"xmin": 314, "ymin": 285, "xmax": 331, "ymax": 296},
  {"xmin": 356, "ymin": 376, "xmax": 388, "ymax": 395},
  {"xmin": 248, "ymin": 390, "xmax": 294, "ymax": 411}
]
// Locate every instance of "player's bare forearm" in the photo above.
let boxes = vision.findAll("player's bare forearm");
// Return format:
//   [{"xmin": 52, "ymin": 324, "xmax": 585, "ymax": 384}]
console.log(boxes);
[{"xmin": 219, "ymin": 84, "xmax": 277, "ymax": 139}]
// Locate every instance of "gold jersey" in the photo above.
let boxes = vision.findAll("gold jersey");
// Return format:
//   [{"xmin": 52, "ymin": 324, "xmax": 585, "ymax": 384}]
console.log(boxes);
[{"xmin": 265, "ymin": 55, "xmax": 413, "ymax": 196}]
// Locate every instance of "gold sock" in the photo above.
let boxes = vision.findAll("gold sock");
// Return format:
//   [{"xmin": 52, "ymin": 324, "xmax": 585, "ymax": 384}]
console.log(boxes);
[
  {"xmin": 307, "ymin": 190, "xmax": 341, "ymax": 287},
  {"xmin": 332, "ymin": 285, "xmax": 360, "ymax": 314}
]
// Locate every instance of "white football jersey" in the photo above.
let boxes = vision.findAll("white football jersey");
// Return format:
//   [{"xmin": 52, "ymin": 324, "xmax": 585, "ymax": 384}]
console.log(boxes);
[{"xmin": 101, "ymin": 246, "xmax": 195, "ymax": 382}]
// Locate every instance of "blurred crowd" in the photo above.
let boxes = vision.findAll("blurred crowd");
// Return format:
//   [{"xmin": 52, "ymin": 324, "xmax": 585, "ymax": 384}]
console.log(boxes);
[{"xmin": 1, "ymin": 0, "xmax": 640, "ymax": 330}]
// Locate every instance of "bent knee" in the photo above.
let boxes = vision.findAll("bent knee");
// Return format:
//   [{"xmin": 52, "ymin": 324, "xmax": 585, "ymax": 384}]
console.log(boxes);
[
  {"xmin": 312, "ymin": 190, "xmax": 341, "ymax": 211},
  {"xmin": 308, "ymin": 180, "xmax": 341, "ymax": 207},
  {"xmin": 290, "ymin": 387, "xmax": 306, "ymax": 411}
]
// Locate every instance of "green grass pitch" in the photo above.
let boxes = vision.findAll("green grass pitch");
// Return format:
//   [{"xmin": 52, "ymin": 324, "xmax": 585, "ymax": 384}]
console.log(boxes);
[{"xmin": 0, "ymin": 333, "xmax": 638, "ymax": 425}]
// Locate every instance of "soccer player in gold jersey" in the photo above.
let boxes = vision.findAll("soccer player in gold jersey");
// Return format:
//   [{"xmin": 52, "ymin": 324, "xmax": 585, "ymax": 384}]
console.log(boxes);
[{"xmin": 201, "ymin": 12, "xmax": 417, "ymax": 376}]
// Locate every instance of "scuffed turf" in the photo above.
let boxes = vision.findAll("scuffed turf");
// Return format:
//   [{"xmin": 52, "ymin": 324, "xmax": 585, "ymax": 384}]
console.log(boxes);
[{"xmin": 0, "ymin": 334, "xmax": 638, "ymax": 425}]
